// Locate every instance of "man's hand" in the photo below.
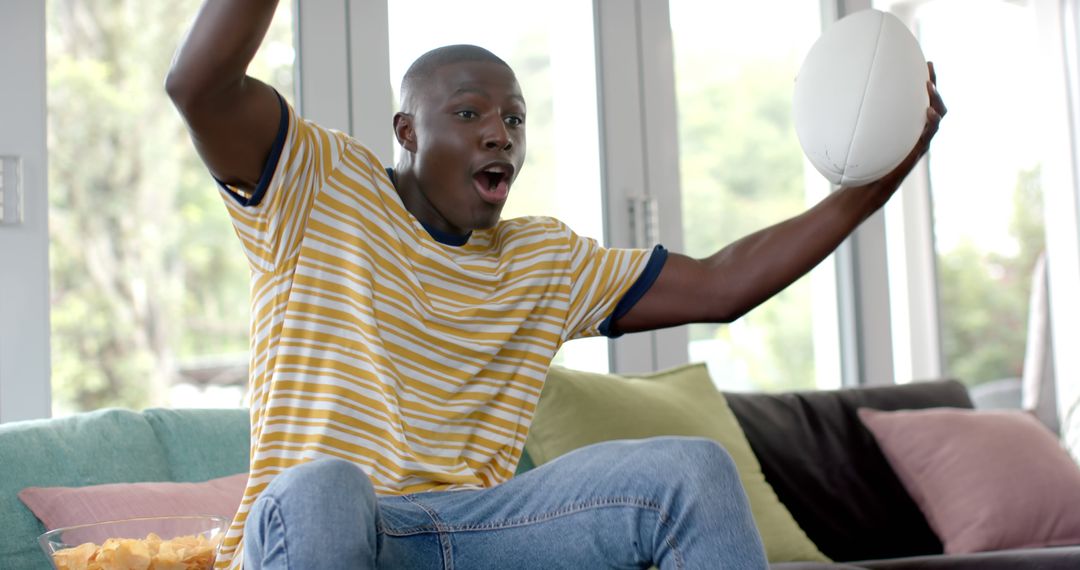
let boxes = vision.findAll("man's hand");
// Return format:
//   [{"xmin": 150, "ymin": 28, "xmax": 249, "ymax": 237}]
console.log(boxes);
[{"xmin": 611, "ymin": 63, "xmax": 947, "ymax": 335}]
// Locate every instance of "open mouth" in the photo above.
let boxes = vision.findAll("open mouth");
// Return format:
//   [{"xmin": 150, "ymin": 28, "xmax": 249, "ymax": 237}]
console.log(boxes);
[{"xmin": 473, "ymin": 164, "xmax": 513, "ymax": 205}]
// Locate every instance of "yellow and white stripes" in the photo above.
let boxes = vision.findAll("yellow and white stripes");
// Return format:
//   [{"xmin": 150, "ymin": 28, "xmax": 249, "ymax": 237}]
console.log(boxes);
[{"xmin": 214, "ymin": 101, "xmax": 653, "ymax": 569}]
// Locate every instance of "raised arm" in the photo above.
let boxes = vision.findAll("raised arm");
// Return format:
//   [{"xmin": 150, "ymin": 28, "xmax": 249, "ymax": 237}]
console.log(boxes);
[
  {"xmin": 612, "ymin": 65, "xmax": 947, "ymax": 335},
  {"xmin": 165, "ymin": 0, "xmax": 283, "ymax": 191}
]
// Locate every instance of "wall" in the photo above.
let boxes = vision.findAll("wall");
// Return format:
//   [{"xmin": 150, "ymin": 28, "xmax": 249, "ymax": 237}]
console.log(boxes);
[{"xmin": 0, "ymin": 0, "xmax": 51, "ymax": 422}]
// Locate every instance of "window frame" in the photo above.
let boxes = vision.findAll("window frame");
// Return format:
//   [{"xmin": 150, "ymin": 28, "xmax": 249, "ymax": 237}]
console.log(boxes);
[
  {"xmin": 880, "ymin": 0, "xmax": 1080, "ymax": 415},
  {"xmin": 1033, "ymin": 0, "xmax": 1080, "ymax": 437}
]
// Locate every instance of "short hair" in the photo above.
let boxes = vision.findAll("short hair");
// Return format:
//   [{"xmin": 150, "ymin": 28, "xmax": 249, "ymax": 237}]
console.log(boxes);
[{"xmin": 400, "ymin": 45, "xmax": 512, "ymax": 112}]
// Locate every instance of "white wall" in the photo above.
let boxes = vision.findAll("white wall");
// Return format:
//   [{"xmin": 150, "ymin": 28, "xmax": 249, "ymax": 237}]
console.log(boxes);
[{"xmin": 0, "ymin": 0, "xmax": 51, "ymax": 422}]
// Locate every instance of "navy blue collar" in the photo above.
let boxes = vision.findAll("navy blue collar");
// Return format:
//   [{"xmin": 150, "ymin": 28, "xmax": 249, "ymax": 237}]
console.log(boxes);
[{"xmin": 387, "ymin": 168, "xmax": 471, "ymax": 247}]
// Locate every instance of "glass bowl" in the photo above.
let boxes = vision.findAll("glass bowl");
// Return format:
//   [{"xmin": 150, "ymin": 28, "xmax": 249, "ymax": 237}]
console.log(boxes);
[{"xmin": 38, "ymin": 515, "xmax": 228, "ymax": 570}]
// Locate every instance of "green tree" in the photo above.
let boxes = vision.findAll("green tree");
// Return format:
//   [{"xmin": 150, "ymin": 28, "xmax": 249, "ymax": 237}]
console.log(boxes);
[
  {"xmin": 47, "ymin": 0, "xmax": 293, "ymax": 413},
  {"xmin": 937, "ymin": 165, "xmax": 1045, "ymax": 386},
  {"xmin": 676, "ymin": 56, "xmax": 816, "ymax": 391}
]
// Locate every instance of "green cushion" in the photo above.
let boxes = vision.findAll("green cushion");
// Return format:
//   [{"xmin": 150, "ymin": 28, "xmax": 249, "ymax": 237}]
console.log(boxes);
[
  {"xmin": 525, "ymin": 364, "xmax": 830, "ymax": 563},
  {"xmin": 0, "ymin": 408, "xmax": 172, "ymax": 569},
  {"xmin": 143, "ymin": 408, "xmax": 250, "ymax": 482}
]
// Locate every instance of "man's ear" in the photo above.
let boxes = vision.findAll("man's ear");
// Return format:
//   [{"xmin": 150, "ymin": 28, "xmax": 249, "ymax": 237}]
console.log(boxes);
[{"xmin": 393, "ymin": 112, "xmax": 418, "ymax": 152}]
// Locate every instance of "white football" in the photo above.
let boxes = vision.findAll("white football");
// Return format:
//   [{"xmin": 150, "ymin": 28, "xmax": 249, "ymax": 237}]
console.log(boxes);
[{"xmin": 793, "ymin": 9, "xmax": 929, "ymax": 186}]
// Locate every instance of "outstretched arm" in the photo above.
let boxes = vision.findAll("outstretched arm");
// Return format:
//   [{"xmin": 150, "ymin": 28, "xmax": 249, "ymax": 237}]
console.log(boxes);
[
  {"xmin": 165, "ymin": 0, "xmax": 282, "ymax": 191},
  {"xmin": 612, "ymin": 65, "xmax": 947, "ymax": 335}
]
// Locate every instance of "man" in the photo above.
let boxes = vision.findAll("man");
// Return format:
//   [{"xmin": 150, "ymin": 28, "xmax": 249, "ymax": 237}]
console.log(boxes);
[{"xmin": 166, "ymin": 3, "xmax": 945, "ymax": 569}]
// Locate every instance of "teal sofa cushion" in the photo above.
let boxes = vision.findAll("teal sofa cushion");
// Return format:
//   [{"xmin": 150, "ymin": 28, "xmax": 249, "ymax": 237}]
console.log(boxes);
[
  {"xmin": 514, "ymin": 447, "xmax": 536, "ymax": 475},
  {"xmin": 143, "ymin": 408, "xmax": 249, "ymax": 482},
  {"xmin": 0, "ymin": 408, "xmax": 172, "ymax": 569}
]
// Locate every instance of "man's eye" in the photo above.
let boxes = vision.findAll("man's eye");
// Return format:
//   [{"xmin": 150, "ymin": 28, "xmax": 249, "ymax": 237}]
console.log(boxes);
[
  {"xmin": 505, "ymin": 115, "xmax": 524, "ymax": 127},
  {"xmin": 456, "ymin": 110, "xmax": 478, "ymax": 120}
]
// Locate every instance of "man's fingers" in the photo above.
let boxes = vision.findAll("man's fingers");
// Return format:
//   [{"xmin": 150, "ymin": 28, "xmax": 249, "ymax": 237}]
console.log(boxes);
[
  {"xmin": 926, "ymin": 108, "xmax": 941, "ymax": 137},
  {"xmin": 925, "ymin": 63, "xmax": 947, "ymax": 117},
  {"xmin": 928, "ymin": 81, "xmax": 948, "ymax": 116},
  {"xmin": 915, "ymin": 105, "xmax": 942, "ymax": 156}
]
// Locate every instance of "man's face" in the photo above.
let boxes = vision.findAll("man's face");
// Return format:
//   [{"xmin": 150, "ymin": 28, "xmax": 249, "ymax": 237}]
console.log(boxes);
[{"xmin": 400, "ymin": 60, "xmax": 526, "ymax": 234}]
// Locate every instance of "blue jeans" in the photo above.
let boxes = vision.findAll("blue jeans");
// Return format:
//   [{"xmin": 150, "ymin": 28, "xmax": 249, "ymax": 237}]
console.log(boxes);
[{"xmin": 243, "ymin": 436, "xmax": 767, "ymax": 569}]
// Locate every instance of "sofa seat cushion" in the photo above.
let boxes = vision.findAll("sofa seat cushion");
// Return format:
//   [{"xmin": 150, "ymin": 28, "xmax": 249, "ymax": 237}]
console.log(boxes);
[
  {"xmin": 722, "ymin": 380, "xmax": 973, "ymax": 562},
  {"xmin": 0, "ymin": 408, "xmax": 172, "ymax": 569}
]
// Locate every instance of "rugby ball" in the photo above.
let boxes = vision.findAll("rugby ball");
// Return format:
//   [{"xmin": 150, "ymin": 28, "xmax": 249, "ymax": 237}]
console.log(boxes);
[{"xmin": 793, "ymin": 9, "xmax": 928, "ymax": 186}]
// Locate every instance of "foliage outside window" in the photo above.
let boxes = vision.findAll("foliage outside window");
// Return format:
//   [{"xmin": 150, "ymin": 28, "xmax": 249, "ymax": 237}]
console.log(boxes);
[
  {"xmin": 911, "ymin": 0, "xmax": 1050, "ymax": 388},
  {"xmin": 937, "ymin": 166, "xmax": 1045, "ymax": 387},
  {"xmin": 671, "ymin": 0, "xmax": 832, "ymax": 392},
  {"xmin": 47, "ymin": 0, "xmax": 294, "ymax": 415}
]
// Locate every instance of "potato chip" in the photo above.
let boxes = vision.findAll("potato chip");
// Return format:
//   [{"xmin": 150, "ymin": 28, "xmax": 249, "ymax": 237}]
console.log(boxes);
[
  {"xmin": 52, "ymin": 541, "xmax": 97, "ymax": 570},
  {"xmin": 52, "ymin": 532, "xmax": 220, "ymax": 570}
]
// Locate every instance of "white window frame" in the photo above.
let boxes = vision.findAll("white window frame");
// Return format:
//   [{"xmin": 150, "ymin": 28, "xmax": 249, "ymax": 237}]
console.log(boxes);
[
  {"xmin": 593, "ymin": 0, "xmax": 689, "ymax": 373},
  {"xmin": 0, "ymin": 0, "xmax": 51, "ymax": 423},
  {"xmin": 294, "ymin": 0, "xmax": 394, "ymax": 165},
  {"xmin": 828, "ymin": 0, "xmax": 903, "ymax": 387},
  {"xmin": 1034, "ymin": 0, "xmax": 1080, "ymax": 441}
]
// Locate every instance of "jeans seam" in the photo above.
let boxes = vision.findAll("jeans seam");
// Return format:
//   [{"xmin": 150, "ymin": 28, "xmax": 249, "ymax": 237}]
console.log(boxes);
[
  {"xmin": 402, "ymin": 494, "xmax": 454, "ymax": 570},
  {"xmin": 263, "ymin": 496, "xmax": 291, "ymax": 570},
  {"xmin": 385, "ymin": 496, "xmax": 684, "ymax": 568},
  {"xmin": 382, "ymin": 496, "xmax": 667, "ymax": 535},
  {"xmin": 654, "ymin": 508, "xmax": 684, "ymax": 570}
]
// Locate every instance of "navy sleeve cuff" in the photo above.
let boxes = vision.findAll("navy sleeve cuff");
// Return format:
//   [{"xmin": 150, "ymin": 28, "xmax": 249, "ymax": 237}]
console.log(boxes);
[
  {"xmin": 598, "ymin": 244, "xmax": 669, "ymax": 338},
  {"xmin": 216, "ymin": 90, "xmax": 289, "ymax": 208}
]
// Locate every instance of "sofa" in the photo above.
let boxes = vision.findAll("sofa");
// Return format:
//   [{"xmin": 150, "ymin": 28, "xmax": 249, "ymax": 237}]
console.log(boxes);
[
  {"xmin": 2, "ymin": 377, "xmax": 1079, "ymax": 569},
  {"xmin": 712, "ymin": 379, "xmax": 1080, "ymax": 569},
  {"xmin": 0, "ymin": 408, "xmax": 249, "ymax": 568}
]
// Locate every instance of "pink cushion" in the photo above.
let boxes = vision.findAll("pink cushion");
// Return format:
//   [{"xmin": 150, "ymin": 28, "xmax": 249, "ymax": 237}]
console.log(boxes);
[
  {"xmin": 18, "ymin": 473, "xmax": 246, "ymax": 530},
  {"xmin": 858, "ymin": 407, "xmax": 1080, "ymax": 554}
]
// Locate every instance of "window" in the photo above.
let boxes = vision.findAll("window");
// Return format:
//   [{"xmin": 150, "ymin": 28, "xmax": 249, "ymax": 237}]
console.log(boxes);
[
  {"xmin": 878, "ymin": 0, "xmax": 1052, "ymax": 389},
  {"xmin": 18, "ymin": 0, "xmax": 1076, "ymax": 424},
  {"xmin": 669, "ymin": 0, "xmax": 841, "ymax": 391},
  {"xmin": 386, "ymin": 0, "xmax": 608, "ymax": 372},
  {"xmin": 46, "ymin": 0, "xmax": 295, "ymax": 414}
]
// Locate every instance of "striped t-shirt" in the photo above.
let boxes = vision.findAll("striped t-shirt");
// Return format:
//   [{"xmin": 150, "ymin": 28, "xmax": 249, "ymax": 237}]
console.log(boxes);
[{"xmin": 213, "ymin": 95, "xmax": 667, "ymax": 568}]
